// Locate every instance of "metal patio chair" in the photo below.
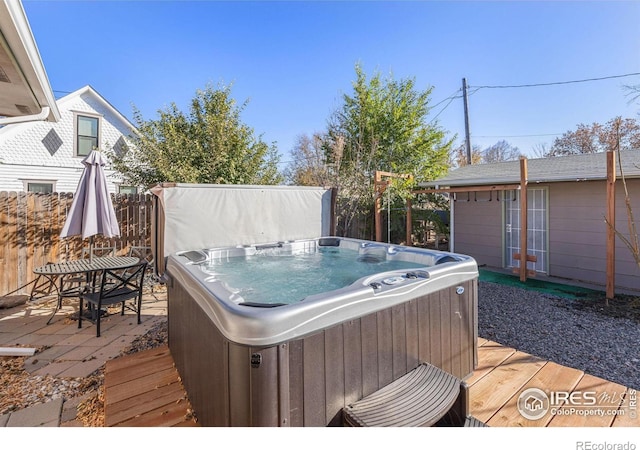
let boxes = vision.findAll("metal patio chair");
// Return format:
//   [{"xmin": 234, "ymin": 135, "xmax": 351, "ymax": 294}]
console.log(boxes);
[
  {"xmin": 127, "ymin": 245, "xmax": 156, "ymax": 291},
  {"xmin": 78, "ymin": 261, "xmax": 147, "ymax": 337}
]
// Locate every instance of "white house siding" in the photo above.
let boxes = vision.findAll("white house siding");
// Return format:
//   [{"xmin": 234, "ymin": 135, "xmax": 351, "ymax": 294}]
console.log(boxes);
[
  {"xmin": 0, "ymin": 162, "xmax": 121, "ymax": 193},
  {"xmin": 0, "ymin": 86, "xmax": 133, "ymax": 193}
]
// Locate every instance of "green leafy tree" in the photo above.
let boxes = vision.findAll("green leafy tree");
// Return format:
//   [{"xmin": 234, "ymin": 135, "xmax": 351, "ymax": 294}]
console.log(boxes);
[
  {"xmin": 108, "ymin": 83, "xmax": 282, "ymax": 189},
  {"xmin": 323, "ymin": 64, "xmax": 453, "ymax": 239}
]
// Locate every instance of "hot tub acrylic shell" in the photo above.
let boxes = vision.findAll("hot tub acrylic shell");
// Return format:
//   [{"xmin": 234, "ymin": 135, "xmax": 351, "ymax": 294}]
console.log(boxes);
[{"xmin": 166, "ymin": 237, "xmax": 479, "ymax": 426}]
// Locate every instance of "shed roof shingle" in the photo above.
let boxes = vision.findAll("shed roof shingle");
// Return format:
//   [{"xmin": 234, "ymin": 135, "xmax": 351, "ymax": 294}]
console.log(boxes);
[{"xmin": 422, "ymin": 151, "xmax": 640, "ymax": 187}]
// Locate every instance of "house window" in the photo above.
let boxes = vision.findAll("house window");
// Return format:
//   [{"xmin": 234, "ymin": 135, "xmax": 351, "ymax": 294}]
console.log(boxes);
[
  {"xmin": 26, "ymin": 182, "xmax": 54, "ymax": 193},
  {"xmin": 75, "ymin": 114, "xmax": 100, "ymax": 156},
  {"xmin": 118, "ymin": 185, "xmax": 137, "ymax": 194}
]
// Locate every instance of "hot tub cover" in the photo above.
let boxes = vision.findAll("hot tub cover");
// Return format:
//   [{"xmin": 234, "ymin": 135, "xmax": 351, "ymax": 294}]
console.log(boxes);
[{"xmin": 151, "ymin": 183, "xmax": 334, "ymax": 275}]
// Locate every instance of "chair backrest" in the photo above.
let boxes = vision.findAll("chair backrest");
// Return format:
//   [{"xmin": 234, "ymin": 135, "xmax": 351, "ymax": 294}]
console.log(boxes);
[
  {"xmin": 127, "ymin": 245, "xmax": 154, "ymax": 264},
  {"xmin": 99, "ymin": 261, "xmax": 148, "ymax": 302},
  {"xmin": 82, "ymin": 246, "xmax": 116, "ymax": 258}
]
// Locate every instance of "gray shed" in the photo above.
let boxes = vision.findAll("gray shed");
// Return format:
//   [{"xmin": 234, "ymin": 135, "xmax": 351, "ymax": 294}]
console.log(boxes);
[{"xmin": 421, "ymin": 151, "xmax": 640, "ymax": 293}]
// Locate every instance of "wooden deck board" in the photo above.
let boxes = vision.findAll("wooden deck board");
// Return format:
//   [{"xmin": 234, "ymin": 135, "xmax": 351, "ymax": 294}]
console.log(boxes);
[
  {"xmin": 104, "ymin": 353, "xmax": 176, "ymax": 389},
  {"xmin": 105, "ymin": 367, "xmax": 179, "ymax": 406},
  {"xmin": 105, "ymin": 346, "xmax": 172, "ymax": 373},
  {"xmin": 485, "ymin": 361, "xmax": 584, "ymax": 427},
  {"xmin": 469, "ymin": 350, "xmax": 547, "ymax": 423},
  {"xmin": 546, "ymin": 374, "xmax": 627, "ymax": 427},
  {"xmin": 115, "ymin": 401, "xmax": 194, "ymax": 427},
  {"xmin": 104, "ymin": 344, "xmax": 198, "ymax": 427},
  {"xmin": 105, "ymin": 382, "xmax": 188, "ymax": 427},
  {"xmin": 103, "ymin": 340, "xmax": 638, "ymax": 427},
  {"xmin": 612, "ymin": 389, "xmax": 639, "ymax": 427},
  {"xmin": 465, "ymin": 341, "xmax": 516, "ymax": 386}
]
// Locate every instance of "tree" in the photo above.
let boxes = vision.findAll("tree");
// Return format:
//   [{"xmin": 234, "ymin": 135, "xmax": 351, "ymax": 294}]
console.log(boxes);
[
  {"xmin": 284, "ymin": 133, "xmax": 331, "ymax": 186},
  {"xmin": 108, "ymin": 83, "xmax": 282, "ymax": 189},
  {"xmin": 546, "ymin": 117, "xmax": 640, "ymax": 157},
  {"xmin": 450, "ymin": 143, "xmax": 482, "ymax": 167},
  {"xmin": 604, "ymin": 122, "xmax": 640, "ymax": 302},
  {"xmin": 325, "ymin": 64, "xmax": 453, "ymax": 238},
  {"xmin": 482, "ymin": 140, "xmax": 522, "ymax": 163},
  {"xmin": 449, "ymin": 140, "xmax": 519, "ymax": 166},
  {"xmin": 531, "ymin": 142, "xmax": 550, "ymax": 159},
  {"xmin": 623, "ymin": 83, "xmax": 640, "ymax": 107}
]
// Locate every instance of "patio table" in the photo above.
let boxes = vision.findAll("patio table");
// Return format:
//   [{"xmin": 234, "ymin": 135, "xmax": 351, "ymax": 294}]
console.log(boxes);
[{"xmin": 33, "ymin": 256, "xmax": 140, "ymax": 324}]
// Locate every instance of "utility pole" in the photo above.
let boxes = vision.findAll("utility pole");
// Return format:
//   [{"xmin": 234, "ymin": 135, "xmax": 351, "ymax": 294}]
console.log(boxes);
[{"xmin": 462, "ymin": 78, "xmax": 472, "ymax": 165}]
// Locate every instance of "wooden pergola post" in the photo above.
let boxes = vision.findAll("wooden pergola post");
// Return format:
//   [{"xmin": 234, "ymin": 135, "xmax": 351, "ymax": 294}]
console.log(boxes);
[
  {"xmin": 406, "ymin": 197, "xmax": 412, "ymax": 246},
  {"xmin": 606, "ymin": 151, "xmax": 616, "ymax": 300},
  {"xmin": 374, "ymin": 171, "xmax": 383, "ymax": 242},
  {"xmin": 374, "ymin": 171, "xmax": 412, "ymax": 243},
  {"xmin": 519, "ymin": 157, "xmax": 528, "ymax": 282}
]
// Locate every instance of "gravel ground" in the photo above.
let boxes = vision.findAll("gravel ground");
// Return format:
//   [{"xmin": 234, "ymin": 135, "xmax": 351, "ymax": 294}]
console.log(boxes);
[{"xmin": 478, "ymin": 281, "xmax": 640, "ymax": 391}]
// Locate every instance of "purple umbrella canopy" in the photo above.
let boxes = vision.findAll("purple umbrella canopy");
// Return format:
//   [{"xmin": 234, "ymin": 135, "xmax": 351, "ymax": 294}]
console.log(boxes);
[{"xmin": 60, "ymin": 150, "xmax": 120, "ymax": 258}]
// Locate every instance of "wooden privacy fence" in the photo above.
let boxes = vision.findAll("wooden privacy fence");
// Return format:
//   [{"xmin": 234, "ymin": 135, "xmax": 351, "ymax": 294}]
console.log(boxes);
[{"xmin": 0, "ymin": 191, "xmax": 153, "ymax": 296}]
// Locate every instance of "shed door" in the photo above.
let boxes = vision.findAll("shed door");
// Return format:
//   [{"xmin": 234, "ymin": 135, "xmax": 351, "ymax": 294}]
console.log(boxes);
[{"xmin": 504, "ymin": 188, "xmax": 548, "ymax": 274}]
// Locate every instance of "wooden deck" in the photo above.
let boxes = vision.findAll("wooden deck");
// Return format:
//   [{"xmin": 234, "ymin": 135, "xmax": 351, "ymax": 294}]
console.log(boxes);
[
  {"xmin": 470, "ymin": 338, "xmax": 636, "ymax": 427},
  {"xmin": 104, "ymin": 339, "xmax": 637, "ymax": 427},
  {"xmin": 104, "ymin": 345, "xmax": 198, "ymax": 427}
]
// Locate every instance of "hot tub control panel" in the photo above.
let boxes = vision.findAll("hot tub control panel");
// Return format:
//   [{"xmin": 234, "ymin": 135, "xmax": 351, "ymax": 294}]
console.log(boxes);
[{"xmin": 368, "ymin": 270, "xmax": 429, "ymax": 292}]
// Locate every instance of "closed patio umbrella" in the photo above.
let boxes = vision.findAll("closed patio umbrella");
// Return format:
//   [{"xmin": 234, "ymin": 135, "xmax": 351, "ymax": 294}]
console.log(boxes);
[{"xmin": 60, "ymin": 150, "xmax": 120, "ymax": 262}]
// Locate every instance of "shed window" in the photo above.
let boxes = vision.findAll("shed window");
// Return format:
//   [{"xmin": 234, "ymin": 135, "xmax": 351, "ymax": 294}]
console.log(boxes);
[
  {"xmin": 503, "ymin": 188, "xmax": 548, "ymax": 274},
  {"xmin": 76, "ymin": 115, "xmax": 99, "ymax": 156}
]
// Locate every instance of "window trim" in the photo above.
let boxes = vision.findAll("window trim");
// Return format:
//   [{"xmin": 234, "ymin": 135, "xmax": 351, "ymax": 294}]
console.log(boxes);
[
  {"xmin": 73, "ymin": 111, "xmax": 102, "ymax": 157},
  {"xmin": 117, "ymin": 185, "xmax": 138, "ymax": 195},
  {"xmin": 501, "ymin": 187, "xmax": 549, "ymax": 274},
  {"xmin": 23, "ymin": 179, "xmax": 56, "ymax": 193}
]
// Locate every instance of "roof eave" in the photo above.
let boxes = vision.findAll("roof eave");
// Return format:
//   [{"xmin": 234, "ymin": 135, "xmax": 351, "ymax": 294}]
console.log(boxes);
[
  {"xmin": 422, "ymin": 174, "xmax": 640, "ymax": 188},
  {"xmin": 57, "ymin": 85, "xmax": 138, "ymax": 134},
  {"xmin": 0, "ymin": 0, "xmax": 60, "ymax": 123}
]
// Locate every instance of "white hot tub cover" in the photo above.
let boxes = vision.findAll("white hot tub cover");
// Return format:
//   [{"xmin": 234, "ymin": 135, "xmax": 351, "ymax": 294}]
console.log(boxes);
[{"xmin": 151, "ymin": 183, "xmax": 334, "ymax": 274}]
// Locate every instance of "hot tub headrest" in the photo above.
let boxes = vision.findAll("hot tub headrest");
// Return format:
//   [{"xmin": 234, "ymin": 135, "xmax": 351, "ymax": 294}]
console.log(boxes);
[{"xmin": 357, "ymin": 246, "xmax": 387, "ymax": 263}]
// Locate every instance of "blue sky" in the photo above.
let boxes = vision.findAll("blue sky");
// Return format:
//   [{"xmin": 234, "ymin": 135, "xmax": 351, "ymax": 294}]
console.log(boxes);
[{"xmin": 23, "ymin": 0, "xmax": 640, "ymax": 167}]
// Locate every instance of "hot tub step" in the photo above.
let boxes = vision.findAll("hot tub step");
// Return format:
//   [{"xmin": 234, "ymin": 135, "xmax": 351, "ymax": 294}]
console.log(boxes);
[
  {"xmin": 342, "ymin": 362, "xmax": 462, "ymax": 427},
  {"xmin": 464, "ymin": 415, "xmax": 488, "ymax": 427}
]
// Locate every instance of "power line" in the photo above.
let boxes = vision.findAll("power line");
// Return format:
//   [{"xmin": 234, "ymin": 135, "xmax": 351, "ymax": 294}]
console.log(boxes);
[
  {"xmin": 474, "ymin": 133, "xmax": 563, "ymax": 138},
  {"xmin": 428, "ymin": 91, "xmax": 463, "ymax": 125},
  {"xmin": 428, "ymin": 97, "xmax": 459, "ymax": 124},
  {"xmin": 430, "ymin": 89, "xmax": 462, "ymax": 109},
  {"xmin": 471, "ymin": 72, "xmax": 640, "ymax": 90}
]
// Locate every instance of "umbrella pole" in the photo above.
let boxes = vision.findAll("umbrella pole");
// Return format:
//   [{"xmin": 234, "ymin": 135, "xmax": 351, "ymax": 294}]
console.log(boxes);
[{"xmin": 89, "ymin": 236, "xmax": 94, "ymax": 264}]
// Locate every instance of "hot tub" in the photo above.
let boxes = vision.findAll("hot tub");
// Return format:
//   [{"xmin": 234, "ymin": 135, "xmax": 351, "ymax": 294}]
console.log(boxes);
[{"xmin": 166, "ymin": 236, "xmax": 478, "ymax": 427}]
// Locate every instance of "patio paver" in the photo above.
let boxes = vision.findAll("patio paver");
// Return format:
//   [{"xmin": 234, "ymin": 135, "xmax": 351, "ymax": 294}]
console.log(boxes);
[{"xmin": 3, "ymin": 398, "xmax": 63, "ymax": 427}]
